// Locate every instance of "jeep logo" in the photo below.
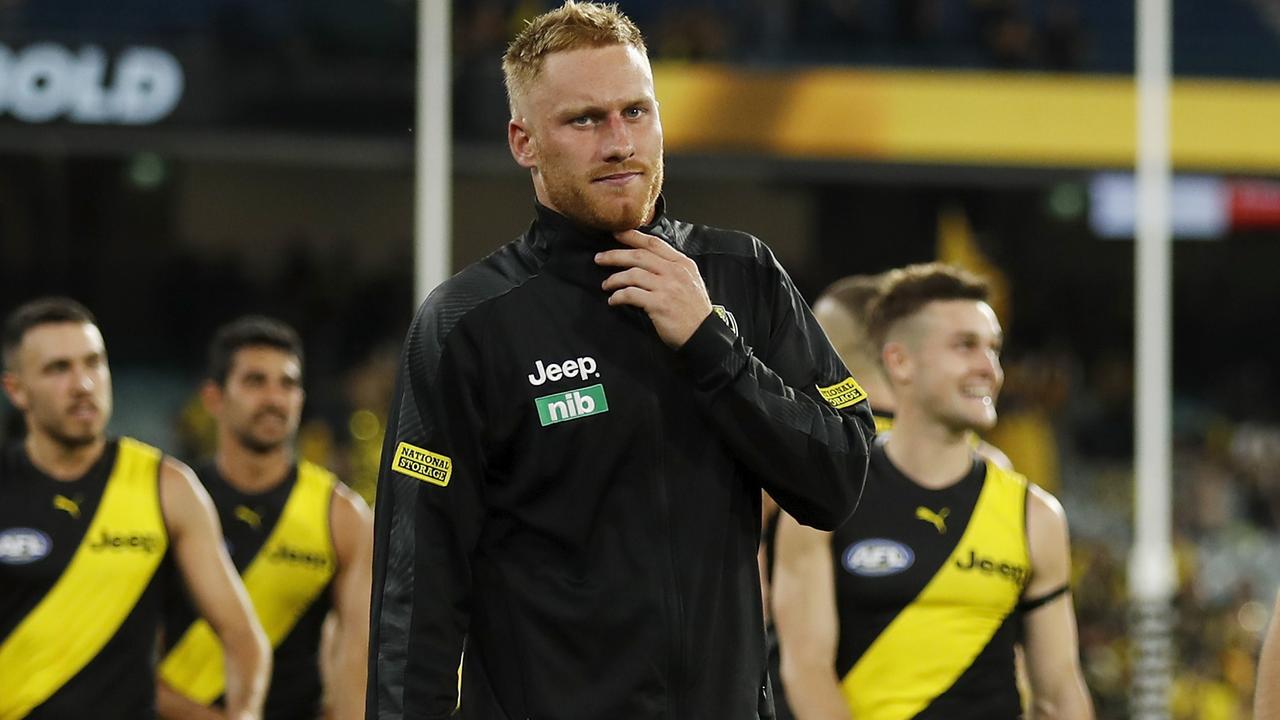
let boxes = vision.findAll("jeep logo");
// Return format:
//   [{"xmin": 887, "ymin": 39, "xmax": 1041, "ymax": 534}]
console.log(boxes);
[
  {"xmin": 954, "ymin": 549, "xmax": 1028, "ymax": 586},
  {"xmin": 88, "ymin": 529, "xmax": 162, "ymax": 554},
  {"xmin": 269, "ymin": 543, "xmax": 329, "ymax": 569},
  {"xmin": 527, "ymin": 356, "xmax": 598, "ymax": 386}
]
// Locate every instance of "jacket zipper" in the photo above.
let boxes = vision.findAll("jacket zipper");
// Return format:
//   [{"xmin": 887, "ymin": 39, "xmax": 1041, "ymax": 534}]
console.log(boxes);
[{"xmin": 648, "ymin": 331, "xmax": 685, "ymax": 720}]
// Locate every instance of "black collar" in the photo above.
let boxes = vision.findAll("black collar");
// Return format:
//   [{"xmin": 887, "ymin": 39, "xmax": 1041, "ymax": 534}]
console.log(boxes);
[{"xmin": 530, "ymin": 196, "xmax": 677, "ymax": 292}]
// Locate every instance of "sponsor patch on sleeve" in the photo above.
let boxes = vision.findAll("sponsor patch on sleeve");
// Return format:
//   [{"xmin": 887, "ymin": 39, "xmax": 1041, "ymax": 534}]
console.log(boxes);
[
  {"xmin": 391, "ymin": 442, "xmax": 453, "ymax": 487},
  {"xmin": 817, "ymin": 377, "xmax": 868, "ymax": 409},
  {"xmin": 711, "ymin": 304, "xmax": 738, "ymax": 335}
]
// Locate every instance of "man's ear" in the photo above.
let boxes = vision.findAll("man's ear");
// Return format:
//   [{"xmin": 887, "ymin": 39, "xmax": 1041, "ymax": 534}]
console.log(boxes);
[
  {"xmin": 2, "ymin": 371, "xmax": 27, "ymax": 413},
  {"xmin": 881, "ymin": 341, "xmax": 912, "ymax": 387},
  {"xmin": 200, "ymin": 380, "xmax": 224, "ymax": 418},
  {"xmin": 509, "ymin": 118, "xmax": 537, "ymax": 169}
]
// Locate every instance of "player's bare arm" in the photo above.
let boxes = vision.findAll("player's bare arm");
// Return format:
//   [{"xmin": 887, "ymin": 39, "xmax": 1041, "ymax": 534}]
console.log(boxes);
[
  {"xmin": 759, "ymin": 491, "xmax": 781, "ymax": 618},
  {"xmin": 158, "ymin": 458, "xmax": 271, "ymax": 720},
  {"xmin": 596, "ymin": 228, "xmax": 713, "ymax": 348},
  {"xmin": 1254, "ymin": 591, "xmax": 1280, "ymax": 719},
  {"xmin": 1021, "ymin": 485, "xmax": 1095, "ymax": 720},
  {"xmin": 157, "ymin": 678, "xmax": 225, "ymax": 720},
  {"xmin": 324, "ymin": 483, "xmax": 373, "ymax": 720},
  {"xmin": 772, "ymin": 512, "xmax": 851, "ymax": 720}
]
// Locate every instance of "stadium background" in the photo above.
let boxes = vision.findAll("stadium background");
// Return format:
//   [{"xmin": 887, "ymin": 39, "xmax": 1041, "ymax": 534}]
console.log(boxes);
[{"xmin": 3, "ymin": 1, "xmax": 1280, "ymax": 717}]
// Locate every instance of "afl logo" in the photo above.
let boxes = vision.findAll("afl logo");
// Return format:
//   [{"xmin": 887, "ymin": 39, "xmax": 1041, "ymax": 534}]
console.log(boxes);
[
  {"xmin": 843, "ymin": 539, "xmax": 914, "ymax": 577},
  {"xmin": 0, "ymin": 528, "xmax": 53, "ymax": 565}
]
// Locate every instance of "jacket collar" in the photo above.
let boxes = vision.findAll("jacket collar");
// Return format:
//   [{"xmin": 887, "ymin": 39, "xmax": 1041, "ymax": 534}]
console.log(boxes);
[{"xmin": 530, "ymin": 196, "xmax": 676, "ymax": 292}]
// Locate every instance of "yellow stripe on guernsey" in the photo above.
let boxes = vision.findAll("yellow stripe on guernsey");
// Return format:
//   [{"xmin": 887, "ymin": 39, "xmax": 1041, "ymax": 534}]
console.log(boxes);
[
  {"xmin": 0, "ymin": 438, "xmax": 166, "ymax": 720},
  {"xmin": 160, "ymin": 461, "xmax": 337, "ymax": 704},
  {"xmin": 842, "ymin": 463, "xmax": 1029, "ymax": 720}
]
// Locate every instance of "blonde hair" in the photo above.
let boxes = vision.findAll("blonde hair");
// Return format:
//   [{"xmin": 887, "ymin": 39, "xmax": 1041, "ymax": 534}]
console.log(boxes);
[{"xmin": 502, "ymin": 1, "xmax": 647, "ymax": 116}]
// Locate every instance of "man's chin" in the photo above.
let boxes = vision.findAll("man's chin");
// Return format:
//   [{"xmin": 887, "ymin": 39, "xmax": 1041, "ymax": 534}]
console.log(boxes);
[
  {"xmin": 941, "ymin": 411, "xmax": 996, "ymax": 435},
  {"xmin": 49, "ymin": 429, "xmax": 102, "ymax": 450},
  {"xmin": 238, "ymin": 432, "xmax": 288, "ymax": 455},
  {"xmin": 968, "ymin": 413, "xmax": 998, "ymax": 433},
  {"xmin": 588, "ymin": 200, "xmax": 654, "ymax": 232}
]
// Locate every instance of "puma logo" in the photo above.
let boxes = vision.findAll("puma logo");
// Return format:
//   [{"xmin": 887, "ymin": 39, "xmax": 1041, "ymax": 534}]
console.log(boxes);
[
  {"xmin": 53, "ymin": 495, "xmax": 81, "ymax": 520},
  {"xmin": 234, "ymin": 506, "xmax": 263, "ymax": 530},
  {"xmin": 915, "ymin": 506, "xmax": 949, "ymax": 534}
]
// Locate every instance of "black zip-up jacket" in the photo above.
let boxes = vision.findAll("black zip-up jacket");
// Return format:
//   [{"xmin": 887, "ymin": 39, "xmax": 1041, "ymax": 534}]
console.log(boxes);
[{"xmin": 368, "ymin": 199, "xmax": 875, "ymax": 720}]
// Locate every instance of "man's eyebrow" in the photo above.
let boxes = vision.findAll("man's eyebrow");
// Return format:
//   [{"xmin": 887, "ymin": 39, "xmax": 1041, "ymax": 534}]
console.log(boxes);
[{"xmin": 558, "ymin": 96, "xmax": 653, "ymax": 116}]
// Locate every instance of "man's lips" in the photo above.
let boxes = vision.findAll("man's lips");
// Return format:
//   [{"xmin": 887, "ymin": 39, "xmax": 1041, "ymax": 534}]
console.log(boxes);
[
  {"xmin": 593, "ymin": 171, "xmax": 642, "ymax": 185},
  {"xmin": 68, "ymin": 404, "xmax": 99, "ymax": 420},
  {"xmin": 254, "ymin": 409, "xmax": 288, "ymax": 423}
]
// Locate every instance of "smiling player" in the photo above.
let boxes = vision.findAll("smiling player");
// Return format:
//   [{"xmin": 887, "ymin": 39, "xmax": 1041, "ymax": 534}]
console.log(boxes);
[{"xmin": 772, "ymin": 264, "xmax": 1094, "ymax": 720}]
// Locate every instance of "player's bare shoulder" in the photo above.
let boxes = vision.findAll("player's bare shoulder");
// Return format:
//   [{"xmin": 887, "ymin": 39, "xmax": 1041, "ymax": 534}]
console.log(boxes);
[
  {"xmin": 157, "ymin": 456, "xmax": 218, "ymax": 535},
  {"xmin": 1024, "ymin": 482, "xmax": 1073, "ymax": 596},
  {"xmin": 329, "ymin": 481, "xmax": 372, "ymax": 563},
  {"xmin": 1026, "ymin": 483, "xmax": 1069, "ymax": 537}
]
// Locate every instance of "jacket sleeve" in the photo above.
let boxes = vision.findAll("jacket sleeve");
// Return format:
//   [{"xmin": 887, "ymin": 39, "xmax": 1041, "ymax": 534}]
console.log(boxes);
[
  {"xmin": 367, "ymin": 295, "xmax": 487, "ymax": 720},
  {"xmin": 677, "ymin": 244, "xmax": 874, "ymax": 531}
]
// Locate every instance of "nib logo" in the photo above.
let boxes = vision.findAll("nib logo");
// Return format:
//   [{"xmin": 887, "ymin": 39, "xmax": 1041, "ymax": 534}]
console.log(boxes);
[{"xmin": 535, "ymin": 384, "xmax": 609, "ymax": 427}]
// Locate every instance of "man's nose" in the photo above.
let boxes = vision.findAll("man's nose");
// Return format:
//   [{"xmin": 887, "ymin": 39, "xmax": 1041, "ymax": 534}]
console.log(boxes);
[
  {"xmin": 977, "ymin": 350, "xmax": 1002, "ymax": 380},
  {"xmin": 263, "ymin": 382, "xmax": 291, "ymax": 406},
  {"xmin": 72, "ymin": 367, "xmax": 96, "ymax": 393},
  {"xmin": 601, "ymin": 113, "xmax": 635, "ymax": 163}
]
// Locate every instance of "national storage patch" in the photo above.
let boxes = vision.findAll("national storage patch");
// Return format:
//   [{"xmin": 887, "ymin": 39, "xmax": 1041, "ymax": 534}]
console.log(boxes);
[
  {"xmin": 392, "ymin": 442, "xmax": 453, "ymax": 487},
  {"xmin": 817, "ymin": 377, "xmax": 868, "ymax": 409}
]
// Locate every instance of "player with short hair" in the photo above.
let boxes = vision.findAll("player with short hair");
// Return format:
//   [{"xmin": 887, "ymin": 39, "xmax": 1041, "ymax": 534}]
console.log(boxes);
[
  {"xmin": 367, "ymin": 3, "xmax": 876, "ymax": 718},
  {"xmin": 157, "ymin": 316, "xmax": 372, "ymax": 720},
  {"xmin": 773, "ymin": 264, "xmax": 1093, "ymax": 719},
  {"xmin": 0, "ymin": 297, "xmax": 270, "ymax": 720}
]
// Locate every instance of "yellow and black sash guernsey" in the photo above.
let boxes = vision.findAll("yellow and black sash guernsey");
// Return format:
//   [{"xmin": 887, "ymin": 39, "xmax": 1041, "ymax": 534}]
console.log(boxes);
[
  {"xmin": 159, "ymin": 460, "xmax": 336, "ymax": 716},
  {"xmin": 0, "ymin": 438, "xmax": 167, "ymax": 720},
  {"xmin": 831, "ymin": 443, "xmax": 1029, "ymax": 720}
]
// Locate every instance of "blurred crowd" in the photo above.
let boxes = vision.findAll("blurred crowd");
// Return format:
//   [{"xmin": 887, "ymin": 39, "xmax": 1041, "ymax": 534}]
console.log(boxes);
[
  {"xmin": 452, "ymin": 0, "xmax": 1280, "ymax": 139},
  {"xmin": 455, "ymin": 0, "xmax": 1087, "ymax": 69},
  {"xmin": 988, "ymin": 350, "xmax": 1280, "ymax": 719}
]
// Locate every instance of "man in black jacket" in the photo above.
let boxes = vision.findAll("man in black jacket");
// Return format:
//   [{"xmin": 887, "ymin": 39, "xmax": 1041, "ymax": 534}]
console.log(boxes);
[{"xmin": 366, "ymin": 3, "xmax": 875, "ymax": 719}]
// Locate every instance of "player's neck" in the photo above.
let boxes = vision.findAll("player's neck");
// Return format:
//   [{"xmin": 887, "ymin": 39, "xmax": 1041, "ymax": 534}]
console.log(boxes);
[
  {"xmin": 25, "ymin": 431, "xmax": 106, "ymax": 482},
  {"xmin": 862, "ymin": 382, "xmax": 896, "ymax": 415},
  {"xmin": 883, "ymin": 410, "xmax": 971, "ymax": 489},
  {"xmin": 215, "ymin": 440, "xmax": 294, "ymax": 494},
  {"xmin": 846, "ymin": 366, "xmax": 894, "ymax": 414}
]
